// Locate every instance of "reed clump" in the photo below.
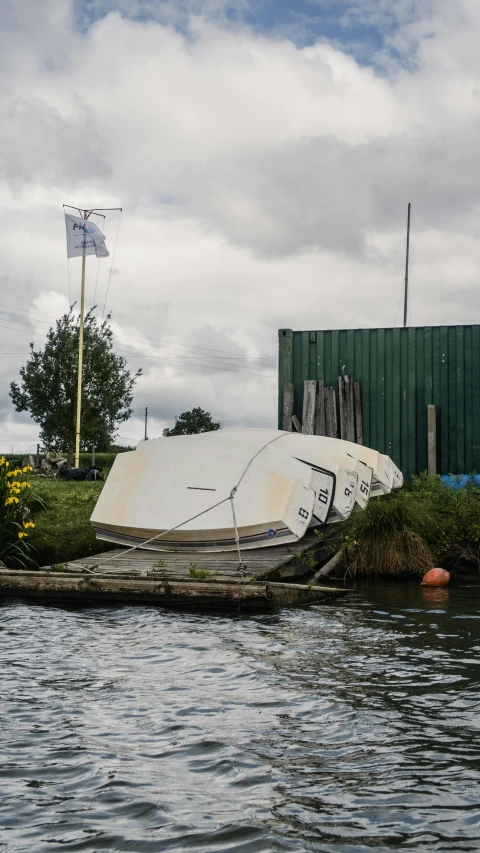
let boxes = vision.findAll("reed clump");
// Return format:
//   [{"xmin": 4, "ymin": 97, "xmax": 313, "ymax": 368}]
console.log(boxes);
[
  {"xmin": 344, "ymin": 489, "xmax": 435, "ymax": 577},
  {"xmin": 317, "ymin": 474, "xmax": 480, "ymax": 578}
]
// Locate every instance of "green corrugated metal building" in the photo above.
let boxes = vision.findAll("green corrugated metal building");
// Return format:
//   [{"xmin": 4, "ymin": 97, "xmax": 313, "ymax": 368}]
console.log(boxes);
[{"xmin": 278, "ymin": 326, "xmax": 480, "ymax": 481}]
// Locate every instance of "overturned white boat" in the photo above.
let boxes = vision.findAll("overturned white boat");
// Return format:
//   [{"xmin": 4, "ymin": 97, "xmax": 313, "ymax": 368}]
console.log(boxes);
[{"xmin": 91, "ymin": 429, "xmax": 402, "ymax": 552}]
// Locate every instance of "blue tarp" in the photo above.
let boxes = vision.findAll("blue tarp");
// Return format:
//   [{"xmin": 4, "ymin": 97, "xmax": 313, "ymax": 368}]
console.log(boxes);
[{"xmin": 441, "ymin": 474, "xmax": 480, "ymax": 490}]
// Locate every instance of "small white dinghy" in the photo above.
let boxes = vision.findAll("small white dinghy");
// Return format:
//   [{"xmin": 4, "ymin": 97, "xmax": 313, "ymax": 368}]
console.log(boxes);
[{"xmin": 91, "ymin": 429, "xmax": 402, "ymax": 553}]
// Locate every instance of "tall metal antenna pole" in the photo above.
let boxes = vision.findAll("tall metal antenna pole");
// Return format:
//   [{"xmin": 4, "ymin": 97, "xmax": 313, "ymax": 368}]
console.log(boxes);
[
  {"xmin": 74, "ymin": 210, "xmax": 88, "ymax": 469},
  {"xmin": 144, "ymin": 407, "xmax": 148, "ymax": 441},
  {"xmin": 403, "ymin": 202, "xmax": 411, "ymax": 328}
]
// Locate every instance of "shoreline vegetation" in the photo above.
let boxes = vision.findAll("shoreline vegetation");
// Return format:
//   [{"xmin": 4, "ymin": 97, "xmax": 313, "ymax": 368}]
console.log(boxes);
[
  {"xmin": 313, "ymin": 473, "xmax": 480, "ymax": 579},
  {"xmin": 2, "ymin": 453, "xmax": 480, "ymax": 577}
]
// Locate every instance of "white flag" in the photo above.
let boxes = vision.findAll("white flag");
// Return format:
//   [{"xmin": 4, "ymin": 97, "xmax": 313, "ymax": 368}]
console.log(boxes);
[{"xmin": 65, "ymin": 213, "xmax": 109, "ymax": 259}]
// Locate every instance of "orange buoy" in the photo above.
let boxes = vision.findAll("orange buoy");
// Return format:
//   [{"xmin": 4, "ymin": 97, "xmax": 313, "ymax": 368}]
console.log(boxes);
[{"xmin": 421, "ymin": 568, "xmax": 450, "ymax": 587}]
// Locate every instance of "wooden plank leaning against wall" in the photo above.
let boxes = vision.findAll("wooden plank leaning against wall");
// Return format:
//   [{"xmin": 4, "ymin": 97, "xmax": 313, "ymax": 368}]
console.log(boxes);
[{"xmin": 283, "ymin": 377, "xmax": 364, "ymax": 443}]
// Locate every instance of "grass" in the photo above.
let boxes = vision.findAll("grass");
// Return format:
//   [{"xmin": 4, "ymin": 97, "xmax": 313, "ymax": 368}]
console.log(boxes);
[
  {"xmin": 28, "ymin": 478, "xmax": 115, "ymax": 568},
  {"xmin": 16, "ymin": 469, "xmax": 480, "ymax": 578},
  {"xmin": 316, "ymin": 473, "xmax": 480, "ymax": 578}
]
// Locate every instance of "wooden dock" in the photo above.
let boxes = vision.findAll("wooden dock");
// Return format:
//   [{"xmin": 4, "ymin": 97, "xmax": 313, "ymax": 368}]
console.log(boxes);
[
  {"xmin": 52, "ymin": 535, "xmax": 329, "ymax": 581},
  {"xmin": 0, "ymin": 536, "xmax": 348, "ymax": 611}
]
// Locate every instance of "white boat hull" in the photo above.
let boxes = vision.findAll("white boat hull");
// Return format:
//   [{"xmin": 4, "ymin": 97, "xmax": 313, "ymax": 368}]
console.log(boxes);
[{"xmin": 91, "ymin": 429, "xmax": 402, "ymax": 552}]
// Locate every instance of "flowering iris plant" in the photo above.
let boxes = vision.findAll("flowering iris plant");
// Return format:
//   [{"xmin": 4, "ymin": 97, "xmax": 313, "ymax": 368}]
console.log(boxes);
[{"xmin": 0, "ymin": 459, "xmax": 41, "ymax": 567}]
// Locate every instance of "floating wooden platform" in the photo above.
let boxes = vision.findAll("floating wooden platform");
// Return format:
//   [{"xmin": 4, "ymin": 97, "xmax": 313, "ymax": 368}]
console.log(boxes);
[
  {"xmin": 0, "ymin": 536, "xmax": 348, "ymax": 611},
  {"xmin": 50, "ymin": 534, "xmax": 330, "ymax": 582},
  {"xmin": 0, "ymin": 569, "xmax": 347, "ymax": 611}
]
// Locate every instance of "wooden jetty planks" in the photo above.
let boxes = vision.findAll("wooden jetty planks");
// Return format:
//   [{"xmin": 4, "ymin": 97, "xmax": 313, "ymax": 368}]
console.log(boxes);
[
  {"xmin": 282, "ymin": 382, "xmax": 294, "ymax": 431},
  {"xmin": 0, "ymin": 569, "xmax": 348, "ymax": 611},
  {"xmin": 50, "ymin": 535, "xmax": 325, "ymax": 582},
  {"xmin": 302, "ymin": 380, "xmax": 317, "ymax": 435}
]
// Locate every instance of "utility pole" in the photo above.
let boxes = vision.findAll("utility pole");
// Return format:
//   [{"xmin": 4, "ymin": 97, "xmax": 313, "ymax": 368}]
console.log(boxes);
[
  {"xmin": 144, "ymin": 407, "xmax": 148, "ymax": 440},
  {"xmin": 403, "ymin": 202, "xmax": 411, "ymax": 328}
]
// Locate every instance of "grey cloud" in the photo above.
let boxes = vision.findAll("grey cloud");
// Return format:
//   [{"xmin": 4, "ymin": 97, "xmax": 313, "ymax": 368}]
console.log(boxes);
[
  {"xmin": 0, "ymin": 95, "xmax": 111, "ymax": 186},
  {"xmin": 177, "ymin": 122, "xmax": 480, "ymax": 258}
]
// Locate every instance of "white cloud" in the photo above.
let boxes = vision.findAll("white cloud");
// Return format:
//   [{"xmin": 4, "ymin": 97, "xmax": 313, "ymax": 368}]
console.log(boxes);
[{"xmin": 1, "ymin": 0, "xmax": 480, "ymax": 450}]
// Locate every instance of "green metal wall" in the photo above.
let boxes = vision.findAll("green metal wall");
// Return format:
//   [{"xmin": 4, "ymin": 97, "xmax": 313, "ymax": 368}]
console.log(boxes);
[{"xmin": 278, "ymin": 326, "xmax": 480, "ymax": 481}]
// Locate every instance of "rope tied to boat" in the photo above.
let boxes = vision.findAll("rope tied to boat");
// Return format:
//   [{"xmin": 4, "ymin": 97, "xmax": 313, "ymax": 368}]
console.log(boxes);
[{"xmin": 83, "ymin": 433, "xmax": 288, "ymax": 574}]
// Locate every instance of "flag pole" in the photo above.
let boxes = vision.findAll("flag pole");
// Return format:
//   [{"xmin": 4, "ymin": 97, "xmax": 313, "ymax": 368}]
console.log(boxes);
[
  {"xmin": 65, "ymin": 203, "xmax": 122, "ymax": 467},
  {"xmin": 74, "ymin": 210, "xmax": 88, "ymax": 468}
]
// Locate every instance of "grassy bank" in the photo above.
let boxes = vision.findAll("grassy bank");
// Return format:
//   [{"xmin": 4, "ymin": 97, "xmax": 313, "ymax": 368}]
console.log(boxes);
[
  {"xmin": 28, "ymin": 478, "xmax": 115, "ymax": 567},
  {"xmin": 317, "ymin": 473, "xmax": 480, "ymax": 578},
  {"xmin": 11, "ymin": 471, "xmax": 480, "ymax": 576}
]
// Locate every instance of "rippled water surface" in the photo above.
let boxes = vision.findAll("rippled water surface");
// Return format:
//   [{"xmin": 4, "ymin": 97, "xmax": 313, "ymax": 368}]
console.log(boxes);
[{"xmin": 1, "ymin": 584, "xmax": 480, "ymax": 852}]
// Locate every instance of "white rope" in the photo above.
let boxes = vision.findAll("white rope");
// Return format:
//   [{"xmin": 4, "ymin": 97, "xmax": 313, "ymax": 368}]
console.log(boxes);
[
  {"xmin": 229, "ymin": 488, "xmax": 244, "ymax": 570},
  {"xmin": 85, "ymin": 432, "xmax": 287, "ymax": 573},
  {"xmin": 66, "ymin": 257, "xmax": 72, "ymax": 306},
  {"xmin": 92, "ymin": 257, "xmax": 101, "ymax": 309},
  {"xmin": 102, "ymin": 211, "xmax": 122, "ymax": 319}
]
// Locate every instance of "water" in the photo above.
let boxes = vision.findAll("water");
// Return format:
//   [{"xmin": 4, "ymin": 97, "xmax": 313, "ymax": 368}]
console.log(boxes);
[{"xmin": 1, "ymin": 584, "xmax": 480, "ymax": 852}]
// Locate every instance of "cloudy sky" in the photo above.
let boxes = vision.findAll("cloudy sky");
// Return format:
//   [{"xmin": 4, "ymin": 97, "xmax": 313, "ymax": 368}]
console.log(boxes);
[{"xmin": 1, "ymin": 0, "xmax": 480, "ymax": 452}]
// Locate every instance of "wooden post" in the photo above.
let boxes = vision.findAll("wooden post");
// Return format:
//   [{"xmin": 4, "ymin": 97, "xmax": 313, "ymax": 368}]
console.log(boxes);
[
  {"xmin": 325, "ymin": 387, "xmax": 338, "ymax": 438},
  {"xmin": 291, "ymin": 415, "xmax": 302, "ymax": 432},
  {"xmin": 314, "ymin": 380, "xmax": 325, "ymax": 436},
  {"xmin": 345, "ymin": 375, "xmax": 355, "ymax": 442},
  {"xmin": 354, "ymin": 382, "xmax": 363, "ymax": 445},
  {"xmin": 36, "ymin": 443, "xmax": 40, "ymax": 470},
  {"xmin": 282, "ymin": 382, "xmax": 294, "ymax": 431},
  {"xmin": 338, "ymin": 377, "xmax": 347, "ymax": 439},
  {"xmin": 302, "ymin": 380, "xmax": 316, "ymax": 435},
  {"xmin": 92, "ymin": 444, "xmax": 96, "ymax": 467},
  {"xmin": 427, "ymin": 404, "xmax": 437, "ymax": 475}
]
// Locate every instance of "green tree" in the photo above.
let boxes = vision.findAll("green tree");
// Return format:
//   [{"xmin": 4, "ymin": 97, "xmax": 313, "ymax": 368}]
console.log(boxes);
[
  {"xmin": 10, "ymin": 309, "xmax": 141, "ymax": 462},
  {"xmin": 163, "ymin": 407, "xmax": 221, "ymax": 436}
]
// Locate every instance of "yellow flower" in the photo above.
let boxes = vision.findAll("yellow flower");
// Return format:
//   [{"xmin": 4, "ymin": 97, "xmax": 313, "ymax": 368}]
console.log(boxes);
[
  {"xmin": 9, "ymin": 481, "xmax": 22, "ymax": 489},
  {"xmin": 24, "ymin": 522, "xmax": 35, "ymax": 529},
  {"xmin": 0, "ymin": 458, "xmax": 5, "ymax": 467},
  {"xmin": 6, "ymin": 471, "xmax": 14, "ymax": 478},
  {"xmin": 22, "ymin": 466, "xmax": 32, "ymax": 473},
  {"xmin": 6, "ymin": 497, "xmax": 20, "ymax": 505},
  {"xmin": 18, "ymin": 531, "xmax": 27, "ymax": 539}
]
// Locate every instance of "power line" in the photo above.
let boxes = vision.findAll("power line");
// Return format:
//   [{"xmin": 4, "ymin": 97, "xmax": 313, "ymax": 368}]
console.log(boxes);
[
  {"xmin": 0, "ymin": 302, "xmax": 276, "ymax": 362},
  {"xmin": 0, "ymin": 323, "xmax": 46, "ymax": 338},
  {"xmin": 118, "ymin": 351, "xmax": 274, "ymax": 378},
  {"xmin": 0, "ymin": 315, "xmax": 276, "ymax": 373}
]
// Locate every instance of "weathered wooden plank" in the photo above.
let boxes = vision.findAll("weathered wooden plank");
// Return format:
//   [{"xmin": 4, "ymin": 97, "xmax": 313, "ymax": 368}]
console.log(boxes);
[
  {"xmin": 282, "ymin": 382, "xmax": 294, "ymax": 431},
  {"xmin": 325, "ymin": 387, "xmax": 338, "ymax": 438},
  {"xmin": 291, "ymin": 414, "xmax": 302, "ymax": 432},
  {"xmin": 338, "ymin": 377, "xmax": 346, "ymax": 439},
  {"xmin": 354, "ymin": 381, "xmax": 363, "ymax": 445},
  {"xmin": 52, "ymin": 536, "xmax": 326, "ymax": 583},
  {"xmin": 302, "ymin": 380, "xmax": 317, "ymax": 435},
  {"xmin": 344, "ymin": 375, "xmax": 355, "ymax": 442},
  {"xmin": 0, "ymin": 570, "xmax": 348, "ymax": 611},
  {"xmin": 314, "ymin": 380, "xmax": 325, "ymax": 436}
]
